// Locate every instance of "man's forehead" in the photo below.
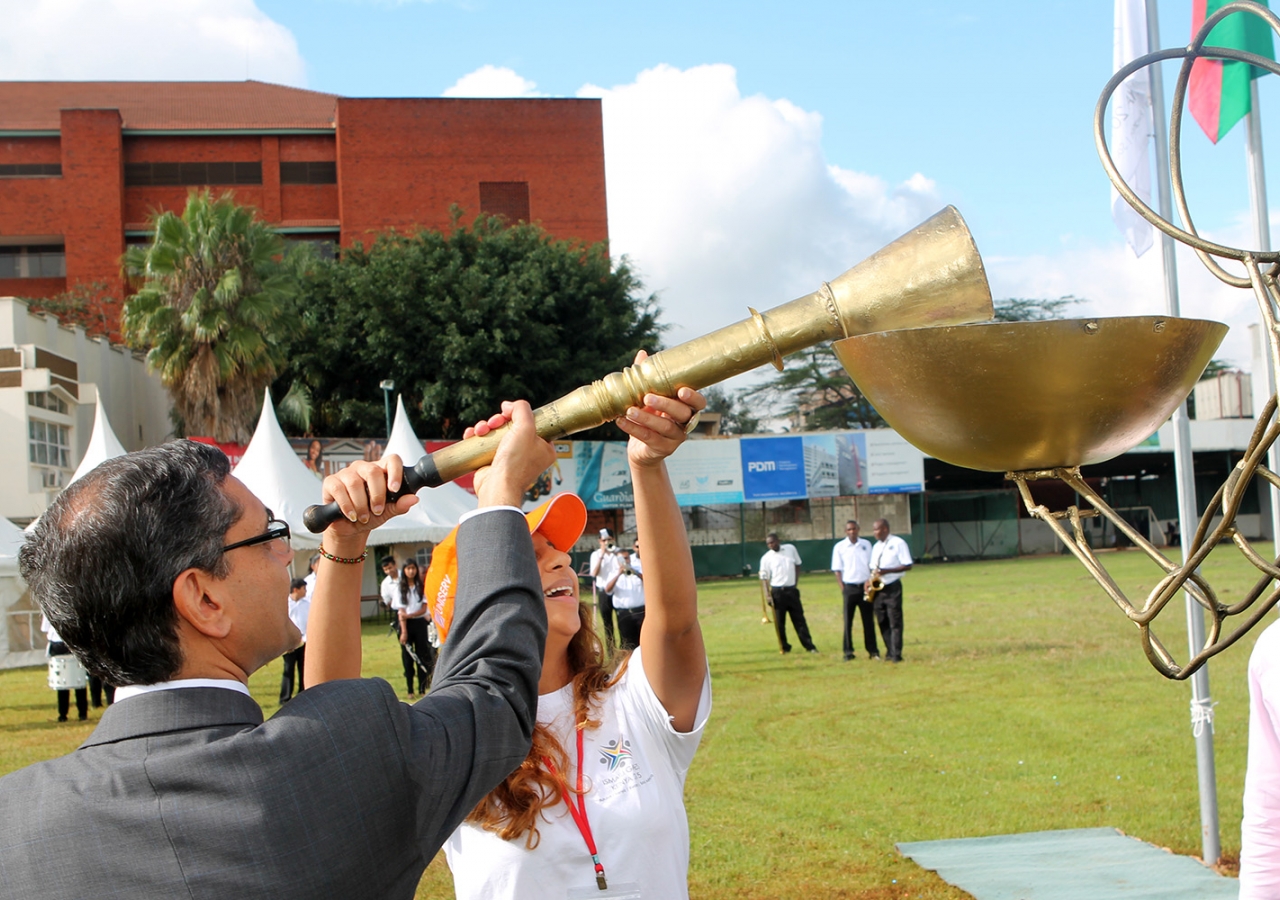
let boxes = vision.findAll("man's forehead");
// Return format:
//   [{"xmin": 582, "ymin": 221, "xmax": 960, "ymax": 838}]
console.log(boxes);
[{"xmin": 222, "ymin": 476, "xmax": 260, "ymax": 523}]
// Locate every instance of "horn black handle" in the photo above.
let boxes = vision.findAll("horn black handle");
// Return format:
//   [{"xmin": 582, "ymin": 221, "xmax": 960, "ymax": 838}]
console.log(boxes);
[{"xmin": 302, "ymin": 453, "xmax": 443, "ymax": 533}]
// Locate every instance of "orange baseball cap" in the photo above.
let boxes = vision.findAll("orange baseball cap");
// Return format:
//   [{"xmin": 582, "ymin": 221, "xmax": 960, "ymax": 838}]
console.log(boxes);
[{"xmin": 425, "ymin": 493, "xmax": 588, "ymax": 642}]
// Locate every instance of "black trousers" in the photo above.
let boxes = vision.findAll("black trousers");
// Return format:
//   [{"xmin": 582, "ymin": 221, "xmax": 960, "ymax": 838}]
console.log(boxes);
[
  {"xmin": 841, "ymin": 582, "xmax": 879, "ymax": 659},
  {"xmin": 873, "ymin": 580, "xmax": 905, "ymax": 662},
  {"xmin": 615, "ymin": 606, "xmax": 645, "ymax": 651},
  {"xmin": 596, "ymin": 588, "xmax": 617, "ymax": 652},
  {"xmin": 770, "ymin": 585, "xmax": 816, "ymax": 653},
  {"xmin": 401, "ymin": 617, "xmax": 436, "ymax": 694},
  {"xmin": 279, "ymin": 645, "xmax": 305, "ymax": 703},
  {"xmin": 88, "ymin": 675, "xmax": 114, "ymax": 708},
  {"xmin": 49, "ymin": 642, "xmax": 87, "ymax": 721}
]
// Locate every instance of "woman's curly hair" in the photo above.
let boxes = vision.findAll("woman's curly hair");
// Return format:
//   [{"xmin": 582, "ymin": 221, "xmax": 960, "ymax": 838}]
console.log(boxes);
[{"xmin": 466, "ymin": 602, "xmax": 630, "ymax": 847}]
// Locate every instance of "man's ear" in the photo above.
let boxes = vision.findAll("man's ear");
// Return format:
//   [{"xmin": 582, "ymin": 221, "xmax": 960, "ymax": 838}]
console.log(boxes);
[{"xmin": 172, "ymin": 568, "xmax": 232, "ymax": 639}]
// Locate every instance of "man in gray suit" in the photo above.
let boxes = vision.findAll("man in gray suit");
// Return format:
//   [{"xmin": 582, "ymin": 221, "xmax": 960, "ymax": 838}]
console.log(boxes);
[{"xmin": 0, "ymin": 401, "xmax": 556, "ymax": 899}]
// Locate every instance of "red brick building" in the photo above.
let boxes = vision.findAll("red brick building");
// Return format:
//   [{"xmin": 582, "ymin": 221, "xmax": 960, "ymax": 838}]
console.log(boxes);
[{"xmin": 0, "ymin": 81, "xmax": 609, "ymax": 327}]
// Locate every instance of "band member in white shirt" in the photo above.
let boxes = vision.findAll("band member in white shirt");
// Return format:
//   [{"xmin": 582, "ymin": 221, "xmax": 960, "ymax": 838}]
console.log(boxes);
[
  {"xmin": 832, "ymin": 520, "xmax": 877, "ymax": 661},
  {"xmin": 759, "ymin": 533, "xmax": 817, "ymax": 654},
  {"xmin": 869, "ymin": 518, "xmax": 913, "ymax": 663},
  {"xmin": 606, "ymin": 546, "xmax": 645, "ymax": 650},
  {"xmin": 589, "ymin": 528, "xmax": 620, "ymax": 652}
]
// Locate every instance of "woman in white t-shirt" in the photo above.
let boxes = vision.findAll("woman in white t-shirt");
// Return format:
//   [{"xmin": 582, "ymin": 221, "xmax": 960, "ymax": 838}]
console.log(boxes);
[{"xmin": 445, "ymin": 362, "xmax": 711, "ymax": 900}]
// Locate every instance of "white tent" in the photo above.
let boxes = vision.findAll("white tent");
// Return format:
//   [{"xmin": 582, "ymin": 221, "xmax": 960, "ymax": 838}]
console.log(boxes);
[
  {"xmin": 231, "ymin": 391, "xmax": 323, "ymax": 551},
  {"xmin": 367, "ymin": 396, "xmax": 476, "ymax": 545},
  {"xmin": 25, "ymin": 395, "xmax": 131, "ymax": 536},
  {"xmin": 69, "ymin": 395, "xmax": 128, "ymax": 487},
  {"xmin": 0, "ymin": 515, "xmax": 42, "ymax": 669}
]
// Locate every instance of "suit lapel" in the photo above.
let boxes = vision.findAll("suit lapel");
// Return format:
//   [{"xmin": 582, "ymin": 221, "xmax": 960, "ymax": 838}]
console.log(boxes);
[{"xmin": 81, "ymin": 687, "xmax": 264, "ymax": 748}]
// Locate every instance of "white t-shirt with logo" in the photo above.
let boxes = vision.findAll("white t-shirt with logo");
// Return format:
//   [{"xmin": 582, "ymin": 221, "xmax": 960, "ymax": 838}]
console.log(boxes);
[
  {"xmin": 444, "ymin": 648, "xmax": 712, "ymax": 899},
  {"xmin": 869, "ymin": 534, "xmax": 913, "ymax": 586}
]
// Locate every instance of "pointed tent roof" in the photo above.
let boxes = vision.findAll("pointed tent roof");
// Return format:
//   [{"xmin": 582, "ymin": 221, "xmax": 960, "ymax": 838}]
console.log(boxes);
[
  {"xmin": 26, "ymin": 395, "xmax": 130, "ymax": 535},
  {"xmin": 367, "ymin": 396, "xmax": 476, "ymax": 545},
  {"xmin": 69, "ymin": 396, "xmax": 128, "ymax": 487},
  {"xmin": 231, "ymin": 390, "xmax": 323, "ymax": 550}
]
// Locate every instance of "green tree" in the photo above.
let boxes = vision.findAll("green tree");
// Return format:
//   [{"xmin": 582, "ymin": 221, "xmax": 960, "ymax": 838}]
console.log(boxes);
[
  {"xmin": 702, "ymin": 386, "xmax": 761, "ymax": 435},
  {"xmin": 993, "ymin": 295, "xmax": 1081, "ymax": 321},
  {"xmin": 122, "ymin": 190, "xmax": 304, "ymax": 443},
  {"xmin": 282, "ymin": 213, "xmax": 663, "ymax": 438},
  {"xmin": 741, "ymin": 346, "xmax": 886, "ymax": 432}
]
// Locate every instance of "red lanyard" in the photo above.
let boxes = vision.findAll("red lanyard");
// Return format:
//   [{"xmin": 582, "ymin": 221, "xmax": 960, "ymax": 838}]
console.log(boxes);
[{"xmin": 543, "ymin": 725, "xmax": 608, "ymax": 890}]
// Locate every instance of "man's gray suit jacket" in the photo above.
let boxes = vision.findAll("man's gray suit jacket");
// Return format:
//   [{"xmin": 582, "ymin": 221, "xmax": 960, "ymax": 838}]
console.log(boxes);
[{"xmin": 0, "ymin": 509, "xmax": 546, "ymax": 899}]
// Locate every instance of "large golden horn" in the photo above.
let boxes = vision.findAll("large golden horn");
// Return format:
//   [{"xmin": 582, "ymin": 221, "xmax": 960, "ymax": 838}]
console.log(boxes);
[{"xmin": 304, "ymin": 206, "xmax": 993, "ymax": 532}]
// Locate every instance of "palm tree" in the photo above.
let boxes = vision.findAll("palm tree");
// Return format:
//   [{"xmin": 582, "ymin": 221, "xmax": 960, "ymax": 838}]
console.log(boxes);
[{"xmin": 122, "ymin": 190, "xmax": 305, "ymax": 443}]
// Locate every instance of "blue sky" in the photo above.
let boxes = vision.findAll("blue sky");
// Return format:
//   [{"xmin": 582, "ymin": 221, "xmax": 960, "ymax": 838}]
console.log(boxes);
[{"xmin": 3, "ymin": 0, "xmax": 1277, "ymax": 370}]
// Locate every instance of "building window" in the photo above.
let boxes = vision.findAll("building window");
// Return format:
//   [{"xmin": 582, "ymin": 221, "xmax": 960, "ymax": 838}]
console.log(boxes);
[
  {"xmin": 125, "ymin": 161, "xmax": 263, "ymax": 186},
  {"xmin": 280, "ymin": 161, "xmax": 337, "ymax": 185},
  {"xmin": 479, "ymin": 181, "xmax": 530, "ymax": 223},
  {"xmin": 0, "ymin": 164, "xmax": 61, "ymax": 178},
  {"xmin": 29, "ymin": 419, "xmax": 71, "ymax": 469},
  {"xmin": 284, "ymin": 233, "xmax": 340, "ymax": 260},
  {"xmin": 27, "ymin": 391, "xmax": 68, "ymax": 415},
  {"xmin": 0, "ymin": 246, "xmax": 65, "ymax": 279}
]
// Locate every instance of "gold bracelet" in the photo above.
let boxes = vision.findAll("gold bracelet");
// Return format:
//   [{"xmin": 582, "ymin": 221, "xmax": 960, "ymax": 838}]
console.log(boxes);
[{"xmin": 318, "ymin": 544, "xmax": 368, "ymax": 565}]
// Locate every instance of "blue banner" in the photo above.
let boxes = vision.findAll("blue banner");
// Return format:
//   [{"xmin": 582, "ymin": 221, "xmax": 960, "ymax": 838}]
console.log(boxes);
[{"xmin": 740, "ymin": 436, "xmax": 807, "ymax": 500}]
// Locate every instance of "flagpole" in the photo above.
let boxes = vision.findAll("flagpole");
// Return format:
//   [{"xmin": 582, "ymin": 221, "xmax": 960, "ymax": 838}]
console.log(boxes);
[
  {"xmin": 1244, "ymin": 82, "xmax": 1279, "ymax": 557},
  {"xmin": 1146, "ymin": 0, "xmax": 1221, "ymax": 865}
]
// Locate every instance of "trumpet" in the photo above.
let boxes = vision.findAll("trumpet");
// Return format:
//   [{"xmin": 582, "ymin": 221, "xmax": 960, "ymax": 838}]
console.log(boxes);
[
  {"xmin": 303, "ymin": 206, "xmax": 992, "ymax": 533},
  {"xmin": 864, "ymin": 576, "xmax": 885, "ymax": 603}
]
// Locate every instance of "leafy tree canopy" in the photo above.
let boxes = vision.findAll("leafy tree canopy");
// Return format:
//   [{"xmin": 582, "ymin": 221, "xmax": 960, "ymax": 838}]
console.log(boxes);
[
  {"xmin": 281, "ymin": 213, "xmax": 663, "ymax": 438},
  {"xmin": 122, "ymin": 190, "xmax": 306, "ymax": 444},
  {"xmin": 993, "ymin": 295, "xmax": 1082, "ymax": 321},
  {"xmin": 741, "ymin": 346, "xmax": 886, "ymax": 432},
  {"xmin": 701, "ymin": 386, "xmax": 761, "ymax": 435}
]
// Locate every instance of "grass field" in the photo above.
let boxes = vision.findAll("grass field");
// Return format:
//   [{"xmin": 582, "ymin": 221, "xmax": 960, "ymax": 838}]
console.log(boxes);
[{"xmin": 0, "ymin": 546, "xmax": 1264, "ymax": 898}]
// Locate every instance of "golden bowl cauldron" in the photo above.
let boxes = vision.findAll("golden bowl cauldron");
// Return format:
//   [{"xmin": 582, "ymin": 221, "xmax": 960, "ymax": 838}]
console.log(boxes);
[{"xmin": 832, "ymin": 316, "xmax": 1229, "ymax": 472}]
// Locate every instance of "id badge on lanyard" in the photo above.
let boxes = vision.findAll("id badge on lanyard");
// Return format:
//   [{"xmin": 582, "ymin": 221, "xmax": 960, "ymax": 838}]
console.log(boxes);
[
  {"xmin": 566, "ymin": 883, "xmax": 641, "ymax": 899},
  {"xmin": 545, "ymin": 726, "xmax": 644, "ymax": 899}
]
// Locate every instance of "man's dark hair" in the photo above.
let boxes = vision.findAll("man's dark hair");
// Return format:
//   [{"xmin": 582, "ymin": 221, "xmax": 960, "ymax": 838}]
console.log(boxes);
[
  {"xmin": 291, "ymin": 578, "xmax": 308, "ymax": 592},
  {"xmin": 846, "ymin": 520, "xmax": 859, "ymax": 528},
  {"xmin": 19, "ymin": 440, "xmax": 239, "ymax": 685},
  {"xmin": 380, "ymin": 555, "xmax": 396, "ymax": 568}
]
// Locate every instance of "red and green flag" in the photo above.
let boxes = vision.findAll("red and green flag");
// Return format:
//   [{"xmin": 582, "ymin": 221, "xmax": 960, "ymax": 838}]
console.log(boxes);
[{"xmin": 1189, "ymin": 0, "xmax": 1275, "ymax": 142}]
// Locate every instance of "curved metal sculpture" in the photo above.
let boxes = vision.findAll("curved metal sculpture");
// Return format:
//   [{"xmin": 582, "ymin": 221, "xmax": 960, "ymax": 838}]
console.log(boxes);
[{"xmin": 1048, "ymin": 0, "xmax": 1280, "ymax": 678}]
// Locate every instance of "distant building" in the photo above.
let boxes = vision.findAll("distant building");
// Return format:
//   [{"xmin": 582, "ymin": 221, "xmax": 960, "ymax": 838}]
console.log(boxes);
[
  {"xmin": 0, "ymin": 297, "xmax": 170, "ymax": 523},
  {"xmin": 0, "ymin": 81, "xmax": 608, "ymax": 328}
]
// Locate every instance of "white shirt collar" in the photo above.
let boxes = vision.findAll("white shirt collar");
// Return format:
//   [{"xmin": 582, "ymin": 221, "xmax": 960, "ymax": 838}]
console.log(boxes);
[{"xmin": 114, "ymin": 678, "xmax": 251, "ymax": 703}]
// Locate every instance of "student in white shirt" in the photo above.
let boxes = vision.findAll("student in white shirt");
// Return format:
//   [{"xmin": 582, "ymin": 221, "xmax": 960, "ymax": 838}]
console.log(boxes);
[
  {"xmin": 759, "ymin": 532, "xmax": 817, "ymax": 654},
  {"xmin": 279, "ymin": 578, "xmax": 310, "ymax": 703},
  {"xmin": 588, "ymin": 528, "xmax": 620, "ymax": 652},
  {"xmin": 396, "ymin": 559, "xmax": 433, "ymax": 697},
  {"xmin": 869, "ymin": 518, "xmax": 913, "ymax": 663},
  {"xmin": 443, "ymin": 364, "xmax": 711, "ymax": 900},
  {"xmin": 831, "ymin": 520, "xmax": 877, "ymax": 661},
  {"xmin": 378, "ymin": 555, "xmax": 399, "ymax": 616},
  {"xmin": 606, "ymin": 546, "xmax": 644, "ymax": 650}
]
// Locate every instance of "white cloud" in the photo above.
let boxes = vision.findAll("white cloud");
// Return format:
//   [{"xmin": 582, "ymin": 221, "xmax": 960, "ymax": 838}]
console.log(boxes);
[
  {"xmin": 985, "ymin": 227, "xmax": 1259, "ymax": 371},
  {"xmin": 577, "ymin": 64, "xmax": 943, "ymax": 362},
  {"xmin": 0, "ymin": 0, "xmax": 305, "ymax": 85},
  {"xmin": 443, "ymin": 65, "xmax": 543, "ymax": 98}
]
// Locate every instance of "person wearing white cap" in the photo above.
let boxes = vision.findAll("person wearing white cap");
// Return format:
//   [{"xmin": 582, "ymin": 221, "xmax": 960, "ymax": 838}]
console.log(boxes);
[{"xmin": 588, "ymin": 527, "xmax": 620, "ymax": 652}]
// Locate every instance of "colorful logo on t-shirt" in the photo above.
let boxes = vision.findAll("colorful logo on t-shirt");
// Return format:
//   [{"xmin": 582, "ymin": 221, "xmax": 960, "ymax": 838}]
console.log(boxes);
[{"xmin": 598, "ymin": 736, "xmax": 633, "ymax": 771}]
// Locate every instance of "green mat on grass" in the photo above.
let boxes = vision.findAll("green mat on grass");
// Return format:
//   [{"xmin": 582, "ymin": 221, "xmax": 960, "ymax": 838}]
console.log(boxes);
[{"xmin": 897, "ymin": 827, "xmax": 1237, "ymax": 899}]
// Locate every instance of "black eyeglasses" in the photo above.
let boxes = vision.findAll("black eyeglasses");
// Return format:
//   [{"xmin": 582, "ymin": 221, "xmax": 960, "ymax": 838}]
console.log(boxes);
[{"xmin": 222, "ymin": 513, "xmax": 291, "ymax": 554}]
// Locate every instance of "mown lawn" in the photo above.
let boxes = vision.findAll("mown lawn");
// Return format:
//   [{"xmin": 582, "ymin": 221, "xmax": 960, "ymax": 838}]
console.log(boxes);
[{"xmin": 1, "ymin": 546, "xmax": 1263, "ymax": 898}]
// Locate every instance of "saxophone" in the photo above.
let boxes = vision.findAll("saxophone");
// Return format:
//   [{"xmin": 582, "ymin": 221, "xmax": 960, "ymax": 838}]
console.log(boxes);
[{"xmin": 864, "ymin": 575, "xmax": 885, "ymax": 602}]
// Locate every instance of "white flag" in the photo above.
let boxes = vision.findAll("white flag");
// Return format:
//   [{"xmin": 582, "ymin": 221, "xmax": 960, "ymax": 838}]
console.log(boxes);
[{"xmin": 1112, "ymin": 0, "xmax": 1154, "ymax": 257}]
